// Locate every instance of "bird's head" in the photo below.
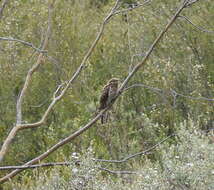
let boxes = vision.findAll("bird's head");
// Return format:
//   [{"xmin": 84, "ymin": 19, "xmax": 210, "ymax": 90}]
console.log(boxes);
[{"xmin": 108, "ymin": 78, "xmax": 120, "ymax": 85}]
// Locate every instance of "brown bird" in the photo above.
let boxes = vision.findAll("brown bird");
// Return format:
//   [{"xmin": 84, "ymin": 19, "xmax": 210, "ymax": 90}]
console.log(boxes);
[{"xmin": 99, "ymin": 78, "xmax": 119, "ymax": 124}]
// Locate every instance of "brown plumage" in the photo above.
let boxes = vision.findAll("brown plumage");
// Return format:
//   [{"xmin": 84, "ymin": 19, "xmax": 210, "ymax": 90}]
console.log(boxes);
[{"xmin": 99, "ymin": 78, "xmax": 119, "ymax": 124}]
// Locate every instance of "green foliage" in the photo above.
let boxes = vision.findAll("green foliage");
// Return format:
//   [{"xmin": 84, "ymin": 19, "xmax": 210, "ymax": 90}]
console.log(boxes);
[
  {"xmin": 7, "ymin": 121, "xmax": 214, "ymax": 190},
  {"xmin": 0, "ymin": 0, "xmax": 213, "ymax": 187}
]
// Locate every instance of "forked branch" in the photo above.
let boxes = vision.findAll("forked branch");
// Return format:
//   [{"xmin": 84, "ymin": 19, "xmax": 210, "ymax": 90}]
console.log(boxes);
[{"xmin": 0, "ymin": 1, "xmax": 54, "ymax": 163}]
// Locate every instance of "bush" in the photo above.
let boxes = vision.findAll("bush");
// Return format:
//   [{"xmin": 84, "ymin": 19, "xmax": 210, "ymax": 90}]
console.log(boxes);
[{"xmin": 9, "ymin": 120, "xmax": 214, "ymax": 190}]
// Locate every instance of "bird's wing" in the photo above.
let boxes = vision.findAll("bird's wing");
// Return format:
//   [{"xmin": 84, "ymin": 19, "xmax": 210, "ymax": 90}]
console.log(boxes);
[{"xmin": 99, "ymin": 84, "xmax": 109, "ymax": 110}]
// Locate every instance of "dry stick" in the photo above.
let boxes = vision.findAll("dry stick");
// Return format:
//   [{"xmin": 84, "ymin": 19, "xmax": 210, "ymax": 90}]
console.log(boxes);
[
  {"xmin": 0, "ymin": 37, "xmax": 47, "ymax": 53},
  {"xmin": 0, "ymin": 0, "xmax": 120, "ymax": 179},
  {"xmin": 93, "ymin": 134, "xmax": 175, "ymax": 163},
  {"xmin": 0, "ymin": 162, "xmax": 138, "ymax": 175},
  {"xmin": 0, "ymin": 162, "xmax": 71, "ymax": 170},
  {"xmin": 98, "ymin": 167, "xmax": 138, "ymax": 175},
  {"xmin": 179, "ymin": 15, "xmax": 214, "ymax": 33},
  {"xmin": 0, "ymin": 2, "xmax": 54, "ymax": 163},
  {"xmin": 124, "ymin": 84, "xmax": 214, "ymax": 101},
  {"xmin": 0, "ymin": 0, "xmax": 191, "ymax": 184},
  {"xmin": 0, "ymin": 0, "xmax": 9, "ymax": 19}
]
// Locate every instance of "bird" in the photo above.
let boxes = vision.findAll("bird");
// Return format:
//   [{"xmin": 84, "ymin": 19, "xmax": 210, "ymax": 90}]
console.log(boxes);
[{"xmin": 98, "ymin": 78, "xmax": 119, "ymax": 124}]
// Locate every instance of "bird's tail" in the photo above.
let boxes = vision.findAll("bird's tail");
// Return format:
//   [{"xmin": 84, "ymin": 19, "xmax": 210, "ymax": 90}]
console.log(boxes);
[{"xmin": 101, "ymin": 112, "xmax": 108, "ymax": 124}]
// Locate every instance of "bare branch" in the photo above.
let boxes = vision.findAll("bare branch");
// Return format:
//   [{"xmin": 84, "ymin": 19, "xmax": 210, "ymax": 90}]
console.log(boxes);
[
  {"xmin": 0, "ymin": 1, "xmax": 54, "ymax": 163},
  {"xmin": 93, "ymin": 134, "xmax": 175, "ymax": 163},
  {"xmin": 179, "ymin": 15, "xmax": 214, "ymax": 33},
  {"xmin": 117, "ymin": 0, "xmax": 190, "ymax": 95},
  {"xmin": 0, "ymin": 162, "xmax": 138, "ymax": 175},
  {"xmin": 184, "ymin": 0, "xmax": 200, "ymax": 7},
  {"xmin": 0, "ymin": 162, "xmax": 71, "ymax": 170},
  {"xmin": 0, "ymin": 0, "xmax": 9, "ymax": 19},
  {"xmin": 170, "ymin": 89, "xmax": 214, "ymax": 101},
  {"xmin": 98, "ymin": 167, "xmax": 138, "ymax": 175},
  {"xmin": 113, "ymin": 0, "xmax": 151, "ymax": 15},
  {"xmin": 16, "ymin": 2, "xmax": 53, "ymax": 125},
  {"xmin": 124, "ymin": 83, "xmax": 214, "ymax": 101},
  {"xmin": 0, "ymin": 110, "xmax": 105, "ymax": 183},
  {"xmin": 0, "ymin": 37, "xmax": 48, "ymax": 52}
]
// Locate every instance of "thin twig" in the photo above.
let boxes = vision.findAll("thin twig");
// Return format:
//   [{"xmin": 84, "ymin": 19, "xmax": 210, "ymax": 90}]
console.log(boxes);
[
  {"xmin": 179, "ymin": 15, "xmax": 214, "ymax": 33},
  {"xmin": 98, "ymin": 167, "xmax": 138, "ymax": 175},
  {"xmin": 113, "ymin": 0, "xmax": 151, "ymax": 15},
  {"xmin": 0, "ymin": 162, "xmax": 71, "ymax": 170},
  {"xmin": 0, "ymin": 162, "xmax": 138, "ymax": 175},
  {"xmin": 184, "ymin": 0, "xmax": 200, "ymax": 7},
  {"xmin": 124, "ymin": 83, "xmax": 214, "ymax": 101},
  {"xmin": 0, "ymin": 37, "xmax": 48, "ymax": 52},
  {"xmin": 0, "ymin": 0, "xmax": 9, "ymax": 19},
  {"xmin": 116, "ymin": 0, "xmax": 190, "ymax": 96},
  {"xmin": 93, "ymin": 134, "xmax": 175, "ymax": 163},
  {"xmin": 170, "ymin": 89, "xmax": 214, "ymax": 101}
]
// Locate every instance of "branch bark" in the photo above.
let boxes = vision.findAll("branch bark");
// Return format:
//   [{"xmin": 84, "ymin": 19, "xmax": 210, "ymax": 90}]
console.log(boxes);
[{"xmin": 0, "ymin": 0, "xmax": 193, "ymax": 183}]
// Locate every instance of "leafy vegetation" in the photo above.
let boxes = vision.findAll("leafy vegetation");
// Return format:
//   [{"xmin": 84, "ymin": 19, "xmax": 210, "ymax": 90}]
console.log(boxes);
[{"xmin": 0, "ymin": 0, "xmax": 213, "ymax": 189}]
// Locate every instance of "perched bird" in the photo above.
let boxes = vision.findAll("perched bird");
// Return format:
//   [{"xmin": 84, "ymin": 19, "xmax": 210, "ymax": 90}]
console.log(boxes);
[{"xmin": 99, "ymin": 78, "xmax": 119, "ymax": 124}]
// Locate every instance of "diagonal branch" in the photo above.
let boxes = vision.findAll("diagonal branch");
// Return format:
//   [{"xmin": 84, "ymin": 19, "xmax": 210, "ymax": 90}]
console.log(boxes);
[
  {"xmin": 16, "ymin": 3, "xmax": 53, "ymax": 125},
  {"xmin": 0, "ymin": 110, "xmax": 105, "ymax": 183},
  {"xmin": 16, "ymin": 0, "xmax": 121, "ymax": 130},
  {"xmin": 117, "ymin": 0, "xmax": 190, "ymax": 95},
  {"xmin": 0, "ymin": 0, "xmax": 193, "ymax": 183}
]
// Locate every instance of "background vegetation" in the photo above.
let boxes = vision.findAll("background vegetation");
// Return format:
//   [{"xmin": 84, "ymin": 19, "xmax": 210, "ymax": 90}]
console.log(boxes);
[{"xmin": 0, "ymin": 0, "xmax": 213, "ymax": 189}]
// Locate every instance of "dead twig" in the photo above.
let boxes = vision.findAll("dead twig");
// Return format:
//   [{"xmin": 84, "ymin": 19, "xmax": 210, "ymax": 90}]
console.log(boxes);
[
  {"xmin": 0, "ymin": 37, "xmax": 48, "ymax": 53},
  {"xmin": 0, "ymin": 162, "xmax": 138, "ymax": 175},
  {"xmin": 93, "ymin": 134, "xmax": 175, "ymax": 163},
  {"xmin": 179, "ymin": 15, "xmax": 214, "ymax": 33},
  {"xmin": 0, "ymin": 0, "xmax": 9, "ymax": 19}
]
